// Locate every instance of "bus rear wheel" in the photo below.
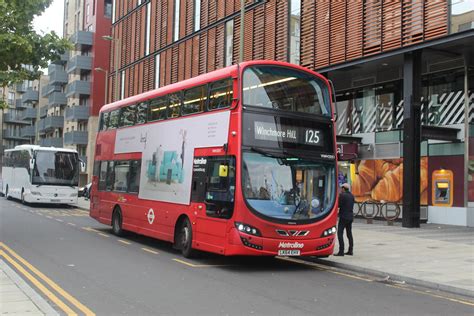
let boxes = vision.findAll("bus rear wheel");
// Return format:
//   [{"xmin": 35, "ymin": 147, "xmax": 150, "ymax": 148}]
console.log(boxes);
[
  {"xmin": 178, "ymin": 217, "xmax": 196, "ymax": 258},
  {"xmin": 112, "ymin": 207, "xmax": 124, "ymax": 236}
]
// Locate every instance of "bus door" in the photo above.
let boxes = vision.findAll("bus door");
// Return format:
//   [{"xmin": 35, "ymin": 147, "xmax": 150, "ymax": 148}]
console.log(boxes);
[{"xmin": 191, "ymin": 156, "xmax": 235, "ymax": 252}]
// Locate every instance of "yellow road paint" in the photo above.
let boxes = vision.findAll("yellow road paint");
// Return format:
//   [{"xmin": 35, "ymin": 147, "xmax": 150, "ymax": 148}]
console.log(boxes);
[
  {"xmin": 67, "ymin": 223, "xmax": 76, "ymax": 226},
  {"xmin": 118, "ymin": 240, "xmax": 131, "ymax": 245},
  {"xmin": 386, "ymin": 284, "xmax": 474, "ymax": 307},
  {"xmin": 82, "ymin": 227, "xmax": 103, "ymax": 233},
  {"xmin": 141, "ymin": 248, "xmax": 159, "ymax": 255},
  {"xmin": 0, "ymin": 243, "xmax": 95, "ymax": 315},
  {"xmin": 172, "ymin": 258, "xmax": 230, "ymax": 268},
  {"xmin": 98, "ymin": 233, "xmax": 109, "ymax": 238},
  {"xmin": 55, "ymin": 219, "xmax": 64, "ymax": 222},
  {"xmin": 46, "ymin": 216, "xmax": 53, "ymax": 219},
  {"xmin": 0, "ymin": 250, "xmax": 77, "ymax": 315}
]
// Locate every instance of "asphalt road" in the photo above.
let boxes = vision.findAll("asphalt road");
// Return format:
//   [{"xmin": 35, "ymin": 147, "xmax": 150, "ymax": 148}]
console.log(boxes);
[{"xmin": 1, "ymin": 197, "xmax": 473, "ymax": 315}]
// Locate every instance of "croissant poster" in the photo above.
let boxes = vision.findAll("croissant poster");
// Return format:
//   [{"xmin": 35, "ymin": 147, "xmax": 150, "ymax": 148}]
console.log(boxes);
[{"xmin": 350, "ymin": 157, "xmax": 428, "ymax": 205}]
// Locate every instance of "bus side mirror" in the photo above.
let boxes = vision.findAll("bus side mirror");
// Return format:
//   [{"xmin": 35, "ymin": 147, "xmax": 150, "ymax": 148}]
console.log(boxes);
[
  {"xmin": 328, "ymin": 80, "xmax": 338, "ymax": 122},
  {"xmin": 79, "ymin": 160, "xmax": 86, "ymax": 172}
]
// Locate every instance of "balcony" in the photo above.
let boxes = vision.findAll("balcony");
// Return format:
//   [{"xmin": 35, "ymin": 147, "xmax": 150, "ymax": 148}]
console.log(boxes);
[
  {"xmin": 41, "ymin": 84, "xmax": 62, "ymax": 97},
  {"xmin": 2, "ymin": 129, "xmax": 28, "ymax": 140},
  {"xmin": 48, "ymin": 64, "xmax": 68, "ymax": 85},
  {"xmin": 69, "ymin": 31, "xmax": 93, "ymax": 47},
  {"xmin": 39, "ymin": 137, "xmax": 63, "ymax": 147},
  {"xmin": 38, "ymin": 116, "xmax": 64, "ymax": 133},
  {"xmin": 21, "ymin": 89, "xmax": 39, "ymax": 104},
  {"xmin": 64, "ymin": 131, "xmax": 88, "ymax": 145},
  {"xmin": 16, "ymin": 83, "xmax": 26, "ymax": 92},
  {"xmin": 66, "ymin": 80, "xmax": 91, "ymax": 97},
  {"xmin": 15, "ymin": 99, "xmax": 26, "ymax": 109},
  {"xmin": 65, "ymin": 106, "xmax": 90, "ymax": 121},
  {"xmin": 51, "ymin": 51, "xmax": 69, "ymax": 65},
  {"xmin": 67, "ymin": 55, "xmax": 92, "ymax": 74},
  {"xmin": 39, "ymin": 106, "xmax": 48, "ymax": 118},
  {"xmin": 20, "ymin": 125, "xmax": 36, "ymax": 138},
  {"xmin": 3, "ymin": 113, "xmax": 31, "ymax": 125},
  {"xmin": 20, "ymin": 107, "xmax": 38, "ymax": 120},
  {"xmin": 48, "ymin": 92, "xmax": 67, "ymax": 107}
]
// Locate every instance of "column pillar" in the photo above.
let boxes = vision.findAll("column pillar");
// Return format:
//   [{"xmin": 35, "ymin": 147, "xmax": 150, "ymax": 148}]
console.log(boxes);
[{"xmin": 402, "ymin": 50, "xmax": 422, "ymax": 228}]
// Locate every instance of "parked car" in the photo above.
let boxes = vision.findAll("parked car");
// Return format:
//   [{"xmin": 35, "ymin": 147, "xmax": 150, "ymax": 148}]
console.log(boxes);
[{"xmin": 79, "ymin": 183, "xmax": 92, "ymax": 199}]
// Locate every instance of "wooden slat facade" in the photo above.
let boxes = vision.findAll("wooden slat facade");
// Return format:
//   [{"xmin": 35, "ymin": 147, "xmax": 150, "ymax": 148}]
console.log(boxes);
[{"xmin": 108, "ymin": 0, "xmax": 449, "ymax": 102}]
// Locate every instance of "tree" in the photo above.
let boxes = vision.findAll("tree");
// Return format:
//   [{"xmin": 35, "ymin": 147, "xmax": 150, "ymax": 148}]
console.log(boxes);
[{"xmin": 0, "ymin": 0, "xmax": 71, "ymax": 109}]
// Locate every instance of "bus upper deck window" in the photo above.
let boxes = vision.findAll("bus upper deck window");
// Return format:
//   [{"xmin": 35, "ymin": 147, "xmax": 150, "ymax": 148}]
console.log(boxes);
[
  {"xmin": 120, "ymin": 105, "xmax": 137, "ymax": 127},
  {"xmin": 209, "ymin": 79, "xmax": 233, "ymax": 110},
  {"xmin": 109, "ymin": 110, "xmax": 120, "ymax": 129},
  {"xmin": 148, "ymin": 96, "xmax": 168, "ymax": 122},
  {"xmin": 136, "ymin": 102, "xmax": 147, "ymax": 124},
  {"xmin": 101, "ymin": 112, "xmax": 110, "ymax": 130},
  {"xmin": 183, "ymin": 85, "xmax": 206, "ymax": 115},
  {"xmin": 168, "ymin": 92, "xmax": 182, "ymax": 118}
]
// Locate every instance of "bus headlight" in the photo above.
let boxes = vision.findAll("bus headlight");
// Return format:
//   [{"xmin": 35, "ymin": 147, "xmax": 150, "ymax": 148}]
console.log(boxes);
[
  {"xmin": 321, "ymin": 226, "xmax": 336, "ymax": 237},
  {"xmin": 235, "ymin": 222, "xmax": 261, "ymax": 236},
  {"xmin": 31, "ymin": 191, "xmax": 41, "ymax": 196}
]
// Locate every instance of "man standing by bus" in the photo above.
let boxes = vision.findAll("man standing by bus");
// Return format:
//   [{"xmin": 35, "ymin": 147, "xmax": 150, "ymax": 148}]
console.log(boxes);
[{"xmin": 335, "ymin": 183, "xmax": 354, "ymax": 256}]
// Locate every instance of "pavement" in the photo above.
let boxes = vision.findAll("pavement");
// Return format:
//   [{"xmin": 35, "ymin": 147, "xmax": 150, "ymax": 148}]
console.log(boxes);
[{"xmin": 2, "ymin": 199, "xmax": 472, "ymax": 314}]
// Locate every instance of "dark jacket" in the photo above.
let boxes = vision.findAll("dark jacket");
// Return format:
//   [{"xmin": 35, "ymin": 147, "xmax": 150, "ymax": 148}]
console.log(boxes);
[{"xmin": 338, "ymin": 191, "xmax": 355, "ymax": 221}]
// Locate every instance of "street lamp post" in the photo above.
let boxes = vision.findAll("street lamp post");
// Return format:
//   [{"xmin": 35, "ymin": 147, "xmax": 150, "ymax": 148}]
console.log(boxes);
[
  {"xmin": 94, "ymin": 67, "xmax": 108, "ymax": 105},
  {"xmin": 102, "ymin": 35, "xmax": 121, "ymax": 102}
]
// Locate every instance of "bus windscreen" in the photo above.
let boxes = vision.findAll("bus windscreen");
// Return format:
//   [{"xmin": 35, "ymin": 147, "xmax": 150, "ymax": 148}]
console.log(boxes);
[{"xmin": 32, "ymin": 151, "xmax": 79, "ymax": 186}]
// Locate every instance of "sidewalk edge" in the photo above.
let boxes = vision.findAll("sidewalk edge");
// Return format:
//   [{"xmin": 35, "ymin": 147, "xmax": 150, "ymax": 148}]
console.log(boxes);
[
  {"xmin": 311, "ymin": 258, "xmax": 474, "ymax": 299},
  {"xmin": 1, "ymin": 260, "xmax": 59, "ymax": 316}
]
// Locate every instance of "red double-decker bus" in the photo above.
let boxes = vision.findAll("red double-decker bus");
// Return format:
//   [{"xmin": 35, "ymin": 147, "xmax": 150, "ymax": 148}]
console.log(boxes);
[{"xmin": 90, "ymin": 60, "xmax": 338, "ymax": 257}]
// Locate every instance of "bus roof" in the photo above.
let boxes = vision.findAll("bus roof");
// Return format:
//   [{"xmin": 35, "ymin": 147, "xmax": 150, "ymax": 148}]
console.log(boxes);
[
  {"xmin": 6, "ymin": 145, "xmax": 78, "ymax": 153},
  {"xmin": 100, "ymin": 60, "xmax": 326, "ymax": 113}
]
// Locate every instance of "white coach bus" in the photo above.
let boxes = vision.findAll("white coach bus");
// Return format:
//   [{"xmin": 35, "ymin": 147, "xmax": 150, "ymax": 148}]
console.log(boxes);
[{"xmin": 1, "ymin": 145, "xmax": 82, "ymax": 204}]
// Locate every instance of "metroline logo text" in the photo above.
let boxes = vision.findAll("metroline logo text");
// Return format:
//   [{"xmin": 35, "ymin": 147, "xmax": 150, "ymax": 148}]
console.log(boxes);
[{"xmin": 278, "ymin": 242, "xmax": 304, "ymax": 249}]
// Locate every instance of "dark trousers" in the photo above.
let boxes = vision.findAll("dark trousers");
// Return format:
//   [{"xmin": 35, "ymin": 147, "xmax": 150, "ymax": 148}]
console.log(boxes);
[{"xmin": 337, "ymin": 218, "xmax": 353, "ymax": 253}]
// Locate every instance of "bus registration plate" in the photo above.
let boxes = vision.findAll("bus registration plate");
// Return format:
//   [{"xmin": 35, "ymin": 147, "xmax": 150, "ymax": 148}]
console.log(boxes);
[
  {"xmin": 50, "ymin": 199, "xmax": 60, "ymax": 202},
  {"xmin": 278, "ymin": 250, "xmax": 300, "ymax": 256}
]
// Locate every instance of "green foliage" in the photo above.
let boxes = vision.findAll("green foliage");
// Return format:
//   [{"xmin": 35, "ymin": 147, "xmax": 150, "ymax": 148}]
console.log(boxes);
[{"xmin": 0, "ymin": 0, "xmax": 71, "ymax": 88}]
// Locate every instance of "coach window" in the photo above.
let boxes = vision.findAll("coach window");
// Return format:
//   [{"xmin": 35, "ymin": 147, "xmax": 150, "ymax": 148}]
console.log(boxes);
[
  {"xmin": 109, "ymin": 109, "xmax": 120, "ymax": 129},
  {"xmin": 208, "ymin": 79, "xmax": 233, "ymax": 110},
  {"xmin": 113, "ymin": 161, "xmax": 129, "ymax": 192},
  {"xmin": 136, "ymin": 102, "xmax": 147, "ymax": 124},
  {"xmin": 120, "ymin": 105, "xmax": 137, "ymax": 127},
  {"xmin": 128, "ymin": 160, "xmax": 141, "ymax": 193},
  {"xmin": 148, "ymin": 96, "xmax": 168, "ymax": 122},
  {"xmin": 98, "ymin": 161, "xmax": 108, "ymax": 190},
  {"xmin": 168, "ymin": 92, "xmax": 182, "ymax": 118},
  {"xmin": 183, "ymin": 85, "xmax": 206, "ymax": 115},
  {"xmin": 105, "ymin": 161, "xmax": 115, "ymax": 191}
]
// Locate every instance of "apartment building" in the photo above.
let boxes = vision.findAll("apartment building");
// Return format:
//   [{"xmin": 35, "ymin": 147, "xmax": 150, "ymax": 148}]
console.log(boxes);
[
  {"xmin": 40, "ymin": 0, "xmax": 111, "ymax": 185},
  {"xmin": 106, "ymin": 0, "xmax": 473, "ymax": 226}
]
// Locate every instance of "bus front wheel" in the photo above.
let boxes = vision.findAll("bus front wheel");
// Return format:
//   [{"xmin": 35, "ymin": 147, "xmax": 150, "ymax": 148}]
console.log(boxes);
[
  {"xmin": 112, "ymin": 207, "xmax": 124, "ymax": 236},
  {"xmin": 178, "ymin": 217, "xmax": 196, "ymax": 258}
]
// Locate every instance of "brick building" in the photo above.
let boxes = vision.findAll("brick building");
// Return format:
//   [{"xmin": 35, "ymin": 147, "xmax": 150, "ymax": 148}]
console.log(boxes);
[{"xmin": 107, "ymin": 0, "xmax": 473, "ymax": 226}]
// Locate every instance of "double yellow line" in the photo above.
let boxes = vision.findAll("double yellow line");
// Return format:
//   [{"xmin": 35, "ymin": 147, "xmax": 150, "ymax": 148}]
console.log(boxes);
[{"xmin": 0, "ymin": 242, "xmax": 95, "ymax": 315}]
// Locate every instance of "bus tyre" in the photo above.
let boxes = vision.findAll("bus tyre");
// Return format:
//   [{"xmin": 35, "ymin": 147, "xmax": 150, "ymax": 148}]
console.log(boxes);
[
  {"xmin": 112, "ymin": 208, "xmax": 124, "ymax": 236},
  {"xmin": 179, "ymin": 217, "xmax": 196, "ymax": 258}
]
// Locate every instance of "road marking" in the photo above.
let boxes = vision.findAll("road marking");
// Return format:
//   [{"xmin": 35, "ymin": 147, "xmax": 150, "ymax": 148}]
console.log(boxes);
[
  {"xmin": 118, "ymin": 240, "xmax": 131, "ymax": 245},
  {"xmin": 82, "ymin": 227, "xmax": 103, "ymax": 233},
  {"xmin": 172, "ymin": 258, "xmax": 230, "ymax": 268},
  {"xmin": 67, "ymin": 222, "xmax": 76, "ymax": 226},
  {"xmin": 385, "ymin": 284, "xmax": 474, "ymax": 307},
  {"xmin": 55, "ymin": 219, "xmax": 64, "ymax": 223},
  {"xmin": 141, "ymin": 247, "xmax": 159, "ymax": 255},
  {"xmin": 0, "ymin": 250, "xmax": 77, "ymax": 315},
  {"xmin": 98, "ymin": 233, "xmax": 109, "ymax": 238},
  {"xmin": 46, "ymin": 216, "xmax": 53, "ymax": 219},
  {"xmin": 1, "ymin": 242, "xmax": 95, "ymax": 315}
]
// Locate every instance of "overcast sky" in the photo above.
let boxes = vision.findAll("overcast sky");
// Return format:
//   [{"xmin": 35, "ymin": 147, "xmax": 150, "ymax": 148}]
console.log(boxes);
[{"xmin": 33, "ymin": 0, "xmax": 63, "ymax": 36}]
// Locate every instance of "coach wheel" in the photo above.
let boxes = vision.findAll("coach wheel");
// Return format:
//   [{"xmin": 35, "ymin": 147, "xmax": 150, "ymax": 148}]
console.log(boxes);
[
  {"xmin": 112, "ymin": 207, "xmax": 124, "ymax": 236},
  {"xmin": 179, "ymin": 217, "xmax": 196, "ymax": 258},
  {"xmin": 5, "ymin": 185, "xmax": 11, "ymax": 200}
]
